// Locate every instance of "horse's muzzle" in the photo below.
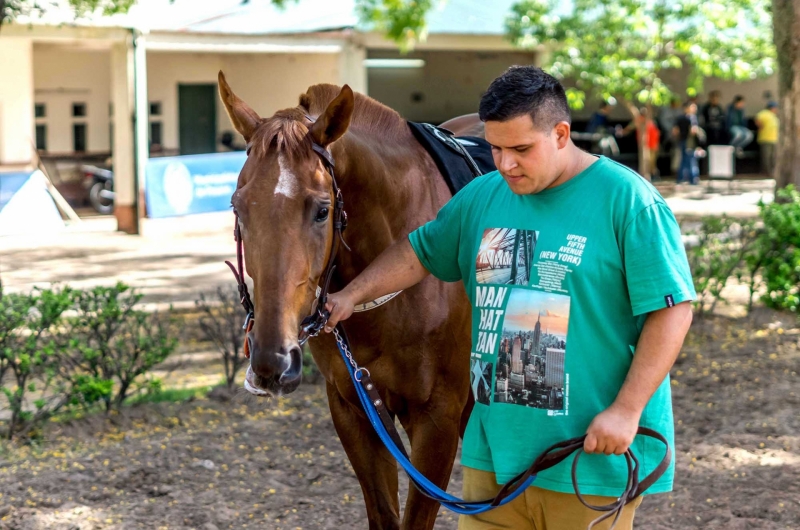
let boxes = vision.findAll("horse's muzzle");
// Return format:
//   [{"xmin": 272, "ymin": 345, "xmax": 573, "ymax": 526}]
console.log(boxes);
[{"xmin": 245, "ymin": 335, "xmax": 303, "ymax": 396}]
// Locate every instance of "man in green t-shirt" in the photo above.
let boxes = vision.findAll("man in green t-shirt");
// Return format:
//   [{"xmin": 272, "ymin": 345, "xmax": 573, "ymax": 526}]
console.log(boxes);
[{"xmin": 323, "ymin": 66, "xmax": 694, "ymax": 530}]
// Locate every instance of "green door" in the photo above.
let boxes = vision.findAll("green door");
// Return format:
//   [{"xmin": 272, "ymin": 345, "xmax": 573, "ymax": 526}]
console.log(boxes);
[{"xmin": 178, "ymin": 84, "xmax": 217, "ymax": 155}]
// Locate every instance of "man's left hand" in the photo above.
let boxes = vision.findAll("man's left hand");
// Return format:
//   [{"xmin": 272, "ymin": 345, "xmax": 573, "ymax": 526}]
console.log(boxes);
[{"xmin": 584, "ymin": 405, "xmax": 641, "ymax": 455}]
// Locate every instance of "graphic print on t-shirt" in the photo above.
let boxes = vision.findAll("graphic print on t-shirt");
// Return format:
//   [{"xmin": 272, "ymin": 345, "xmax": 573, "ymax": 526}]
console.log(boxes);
[
  {"xmin": 475, "ymin": 228, "xmax": 538, "ymax": 285},
  {"xmin": 470, "ymin": 359, "xmax": 493, "ymax": 406},
  {"xmin": 494, "ymin": 289, "xmax": 570, "ymax": 412}
]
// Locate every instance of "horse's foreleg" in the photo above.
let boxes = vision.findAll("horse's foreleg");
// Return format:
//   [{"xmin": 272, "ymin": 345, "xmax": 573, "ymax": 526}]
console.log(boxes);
[
  {"xmin": 401, "ymin": 400, "xmax": 462, "ymax": 530},
  {"xmin": 327, "ymin": 381, "xmax": 401, "ymax": 530}
]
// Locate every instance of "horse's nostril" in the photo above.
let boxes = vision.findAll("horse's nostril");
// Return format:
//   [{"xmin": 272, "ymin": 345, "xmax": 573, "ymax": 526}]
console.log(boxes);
[{"xmin": 278, "ymin": 345, "xmax": 303, "ymax": 385}]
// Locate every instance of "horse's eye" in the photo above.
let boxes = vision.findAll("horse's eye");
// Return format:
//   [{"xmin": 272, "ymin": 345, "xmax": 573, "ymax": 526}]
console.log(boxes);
[{"xmin": 315, "ymin": 207, "xmax": 330, "ymax": 222}]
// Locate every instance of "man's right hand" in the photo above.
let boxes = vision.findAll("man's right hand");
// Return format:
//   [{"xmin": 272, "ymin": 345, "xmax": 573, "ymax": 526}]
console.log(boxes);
[{"xmin": 323, "ymin": 290, "xmax": 357, "ymax": 333}]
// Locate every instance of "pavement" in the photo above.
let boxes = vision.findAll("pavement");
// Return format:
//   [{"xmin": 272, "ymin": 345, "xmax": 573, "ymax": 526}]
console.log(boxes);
[{"xmin": 0, "ymin": 176, "xmax": 776, "ymax": 307}]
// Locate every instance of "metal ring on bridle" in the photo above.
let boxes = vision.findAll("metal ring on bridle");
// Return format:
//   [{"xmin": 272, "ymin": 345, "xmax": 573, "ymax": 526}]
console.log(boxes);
[{"xmin": 353, "ymin": 367, "xmax": 371, "ymax": 382}]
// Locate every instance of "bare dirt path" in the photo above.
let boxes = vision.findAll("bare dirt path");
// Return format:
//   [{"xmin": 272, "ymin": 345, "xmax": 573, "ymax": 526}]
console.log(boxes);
[{"xmin": 0, "ymin": 310, "xmax": 797, "ymax": 529}]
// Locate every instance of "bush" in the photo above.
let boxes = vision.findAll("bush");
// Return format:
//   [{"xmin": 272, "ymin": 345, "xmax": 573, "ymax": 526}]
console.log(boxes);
[
  {"xmin": 687, "ymin": 186, "xmax": 800, "ymax": 317},
  {"xmin": 755, "ymin": 186, "xmax": 800, "ymax": 313},
  {"xmin": 65, "ymin": 283, "xmax": 178, "ymax": 412},
  {"xmin": 195, "ymin": 286, "xmax": 247, "ymax": 390},
  {"xmin": 684, "ymin": 216, "xmax": 759, "ymax": 316},
  {"xmin": 0, "ymin": 287, "xmax": 90, "ymax": 439}
]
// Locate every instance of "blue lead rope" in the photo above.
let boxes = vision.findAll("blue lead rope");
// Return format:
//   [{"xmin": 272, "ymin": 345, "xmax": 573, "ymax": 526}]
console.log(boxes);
[
  {"xmin": 329, "ymin": 326, "xmax": 672, "ymax": 527},
  {"xmin": 332, "ymin": 328, "xmax": 534, "ymax": 514}
]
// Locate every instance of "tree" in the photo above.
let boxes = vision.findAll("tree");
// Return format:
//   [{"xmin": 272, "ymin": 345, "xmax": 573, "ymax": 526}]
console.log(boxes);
[
  {"xmin": 505, "ymin": 0, "xmax": 776, "ymax": 180},
  {"xmin": 772, "ymin": 0, "xmax": 800, "ymax": 189},
  {"xmin": 0, "ymin": 0, "xmax": 136, "ymax": 30}
]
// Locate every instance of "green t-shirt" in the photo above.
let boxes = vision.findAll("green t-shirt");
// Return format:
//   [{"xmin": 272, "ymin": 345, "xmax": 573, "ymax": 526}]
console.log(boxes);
[{"xmin": 408, "ymin": 156, "xmax": 695, "ymax": 497}]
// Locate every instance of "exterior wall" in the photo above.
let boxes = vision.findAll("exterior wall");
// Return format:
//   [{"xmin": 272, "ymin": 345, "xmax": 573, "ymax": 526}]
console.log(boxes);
[
  {"xmin": 146, "ymin": 52, "xmax": 340, "ymax": 152},
  {"xmin": 366, "ymin": 49, "xmax": 537, "ymax": 123},
  {"xmin": 0, "ymin": 37, "xmax": 34, "ymax": 165},
  {"xmin": 32, "ymin": 45, "xmax": 112, "ymax": 154}
]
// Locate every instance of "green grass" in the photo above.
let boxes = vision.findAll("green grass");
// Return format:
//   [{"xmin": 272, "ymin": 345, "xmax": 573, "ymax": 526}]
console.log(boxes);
[{"xmin": 125, "ymin": 386, "xmax": 211, "ymax": 406}]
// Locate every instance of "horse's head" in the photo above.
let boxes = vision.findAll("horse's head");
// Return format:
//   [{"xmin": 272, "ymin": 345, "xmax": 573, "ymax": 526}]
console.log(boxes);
[{"xmin": 218, "ymin": 71, "xmax": 354, "ymax": 397}]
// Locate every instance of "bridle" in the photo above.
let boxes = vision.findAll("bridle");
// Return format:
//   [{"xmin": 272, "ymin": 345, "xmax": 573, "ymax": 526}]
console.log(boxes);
[{"xmin": 225, "ymin": 115, "xmax": 349, "ymax": 357}]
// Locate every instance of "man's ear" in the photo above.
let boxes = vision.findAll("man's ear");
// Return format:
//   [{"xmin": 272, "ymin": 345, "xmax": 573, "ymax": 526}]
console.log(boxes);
[
  {"xmin": 218, "ymin": 71, "xmax": 261, "ymax": 142},
  {"xmin": 308, "ymin": 85, "xmax": 355, "ymax": 147},
  {"xmin": 554, "ymin": 121, "xmax": 571, "ymax": 149}
]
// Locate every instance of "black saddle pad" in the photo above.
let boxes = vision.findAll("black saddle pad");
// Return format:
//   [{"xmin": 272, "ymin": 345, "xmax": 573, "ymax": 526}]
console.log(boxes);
[{"xmin": 408, "ymin": 121, "xmax": 496, "ymax": 195}]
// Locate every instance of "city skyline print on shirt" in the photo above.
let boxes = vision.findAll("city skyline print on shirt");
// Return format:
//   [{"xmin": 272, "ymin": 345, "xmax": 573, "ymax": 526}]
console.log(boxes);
[
  {"xmin": 476, "ymin": 228, "xmax": 538, "ymax": 285},
  {"xmin": 494, "ymin": 288, "xmax": 570, "ymax": 411}
]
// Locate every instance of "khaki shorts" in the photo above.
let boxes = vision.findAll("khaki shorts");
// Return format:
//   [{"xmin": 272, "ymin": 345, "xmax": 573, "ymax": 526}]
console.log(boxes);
[{"xmin": 458, "ymin": 467, "xmax": 643, "ymax": 530}]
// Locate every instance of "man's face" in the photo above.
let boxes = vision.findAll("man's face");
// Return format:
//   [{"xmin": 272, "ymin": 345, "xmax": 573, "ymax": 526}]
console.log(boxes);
[
  {"xmin": 736, "ymin": 100, "xmax": 746, "ymax": 109},
  {"xmin": 485, "ymin": 114, "xmax": 565, "ymax": 195},
  {"xmin": 687, "ymin": 103, "xmax": 697, "ymax": 115}
]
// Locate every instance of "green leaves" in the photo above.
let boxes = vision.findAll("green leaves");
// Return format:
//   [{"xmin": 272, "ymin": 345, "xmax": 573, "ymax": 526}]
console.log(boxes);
[
  {"xmin": 356, "ymin": 0, "xmax": 437, "ymax": 51},
  {"xmin": 0, "ymin": 283, "xmax": 177, "ymax": 440},
  {"xmin": 507, "ymin": 0, "xmax": 774, "ymax": 107}
]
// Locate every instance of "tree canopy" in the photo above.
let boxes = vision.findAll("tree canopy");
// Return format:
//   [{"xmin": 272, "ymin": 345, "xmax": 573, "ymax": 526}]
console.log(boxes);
[{"xmin": 507, "ymin": 0, "xmax": 775, "ymax": 110}]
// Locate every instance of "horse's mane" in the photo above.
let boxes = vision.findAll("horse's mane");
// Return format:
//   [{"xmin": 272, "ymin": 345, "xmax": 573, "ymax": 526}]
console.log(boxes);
[
  {"xmin": 249, "ymin": 84, "xmax": 407, "ymax": 159},
  {"xmin": 300, "ymin": 84, "xmax": 408, "ymax": 140}
]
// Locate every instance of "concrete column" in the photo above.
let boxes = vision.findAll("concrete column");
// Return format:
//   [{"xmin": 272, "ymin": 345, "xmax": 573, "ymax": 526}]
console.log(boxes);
[
  {"xmin": 0, "ymin": 37, "xmax": 34, "ymax": 166},
  {"xmin": 110, "ymin": 37, "xmax": 138, "ymax": 234},
  {"xmin": 338, "ymin": 41, "xmax": 367, "ymax": 95},
  {"xmin": 133, "ymin": 32, "xmax": 149, "ymax": 219}
]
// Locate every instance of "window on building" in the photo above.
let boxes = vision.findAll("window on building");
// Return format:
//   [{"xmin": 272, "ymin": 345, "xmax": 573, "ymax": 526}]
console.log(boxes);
[
  {"xmin": 34, "ymin": 104, "xmax": 46, "ymax": 118},
  {"xmin": 149, "ymin": 102, "xmax": 162, "ymax": 116},
  {"xmin": 150, "ymin": 122, "xmax": 163, "ymax": 150},
  {"xmin": 35, "ymin": 124, "xmax": 47, "ymax": 151},
  {"xmin": 73, "ymin": 123, "xmax": 87, "ymax": 152},
  {"xmin": 72, "ymin": 103, "xmax": 87, "ymax": 117}
]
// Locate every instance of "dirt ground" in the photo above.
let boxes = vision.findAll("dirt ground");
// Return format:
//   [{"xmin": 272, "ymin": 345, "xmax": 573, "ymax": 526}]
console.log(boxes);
[{"xmin": 0, "ymin": 309, "xmax": 797, "ymax": 530}]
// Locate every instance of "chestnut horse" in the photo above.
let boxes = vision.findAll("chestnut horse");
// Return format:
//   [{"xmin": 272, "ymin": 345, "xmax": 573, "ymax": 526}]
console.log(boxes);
[{"xmin": 219, "ymin": 72, "xmax": 480, "ymax": 529}]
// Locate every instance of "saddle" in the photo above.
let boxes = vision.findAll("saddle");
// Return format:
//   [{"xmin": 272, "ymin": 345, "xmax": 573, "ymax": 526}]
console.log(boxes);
[{"xmin": 408, "ymin": 122, "xmax": 496, "ymax": 194}]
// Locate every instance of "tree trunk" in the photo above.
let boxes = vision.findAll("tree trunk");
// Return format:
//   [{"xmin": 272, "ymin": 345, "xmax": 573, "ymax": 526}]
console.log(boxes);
[{"xmin": 773, "ymin": 0, "xmax": 800, "ymax": 189}]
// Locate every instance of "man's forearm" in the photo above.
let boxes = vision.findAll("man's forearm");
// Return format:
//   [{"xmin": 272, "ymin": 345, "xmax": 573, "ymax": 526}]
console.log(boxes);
[
  {"xmin": 342, "ymin": 238, "xmax": 430, "ymax": 304},
  {"xmin": 612, "ymin": 302, "xmax": 693, "ymax": 416}
]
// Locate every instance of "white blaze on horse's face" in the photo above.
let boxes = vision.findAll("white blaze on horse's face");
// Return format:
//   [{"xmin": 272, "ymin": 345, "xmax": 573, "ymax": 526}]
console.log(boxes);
[{"xmin": 274, "ymin": 154, "xmax": 299, "ymax": 199}]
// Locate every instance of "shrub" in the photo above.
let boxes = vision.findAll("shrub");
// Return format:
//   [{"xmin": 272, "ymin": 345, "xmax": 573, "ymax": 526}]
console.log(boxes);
[
  {"xmin": 65, "ymin": 283, "xmax": 177, "ymax": 412},
  {"xmin": 195, "ymin": 286, "xmax": 247, "ymax": 390},
  {"xmin": 684, "ymin": 216, "xmax": 758, "ymax": 316},
  {"xmin": 0, "ymin": 287, "xmax": 81, "ymax": 439},
  {"xmin": 755, "ymin": 186, "xmax": 800, "ymax": 313}
]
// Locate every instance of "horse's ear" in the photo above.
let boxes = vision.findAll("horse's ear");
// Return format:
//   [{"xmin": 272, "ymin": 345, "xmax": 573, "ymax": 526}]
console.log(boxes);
[
  {"xmin": 218, "ymin": 71, "xmax": 261, "ymax": 142},
  {"xmin": 308, "ymin": 85, "xmax": 354, "ymax": 148}
]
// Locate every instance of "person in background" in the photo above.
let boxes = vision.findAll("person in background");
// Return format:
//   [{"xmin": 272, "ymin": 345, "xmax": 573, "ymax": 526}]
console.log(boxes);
[
  {"xmin": 755, "ymin": 101, "xmax": 780, "ymax": 177},
  {"xmin": 674, "ymin": 101, "xmax": 704, "ymax": 185},
  {"xmin": 700, "ymin": 90, "xmax": 727, "ymax": 146},
  {"xmin": 659, "ymin": 98, "xmax": 684, "ymax": 175},
  {"xmin": 586, "ymin": 100, "xmax": 614, "ymax": 134},
  {"xmin": 619, "ymin": 107, "xmax": 661, "ymax": 181},
  {"xmin": 727, "ymin": 95, "xmax": 754, "ymax": 157}
]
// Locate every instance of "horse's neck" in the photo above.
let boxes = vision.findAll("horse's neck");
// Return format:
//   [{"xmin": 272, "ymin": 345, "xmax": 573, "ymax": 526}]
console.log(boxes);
[{"xmin": 331, "ymin": 125, "xmax": 448, "ymax": 280}]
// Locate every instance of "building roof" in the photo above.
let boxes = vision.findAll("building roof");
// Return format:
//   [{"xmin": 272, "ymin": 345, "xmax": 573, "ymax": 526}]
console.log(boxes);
[{"xmin": 14, "ymin": 0, "xmax": 519, "ymax": 37}]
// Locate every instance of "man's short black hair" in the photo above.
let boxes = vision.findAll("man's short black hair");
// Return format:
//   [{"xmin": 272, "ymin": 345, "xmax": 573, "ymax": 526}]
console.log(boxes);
[{"xmin": 479, "ymin": 66, "xmax": 571, "ymax": 130}]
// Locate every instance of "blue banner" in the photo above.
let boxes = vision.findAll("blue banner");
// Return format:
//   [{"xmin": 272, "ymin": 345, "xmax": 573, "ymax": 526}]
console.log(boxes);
[
  {"xmin": 0, "ymin": 171, "xmax": 64, "ymax": 236},
  {"xmin": 145, "ymin": 152, "xmax": 246, "ymax": 218},
  {"xmin": 0, "ymin": 172, "xmax": 33, "ymax": 212}
]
